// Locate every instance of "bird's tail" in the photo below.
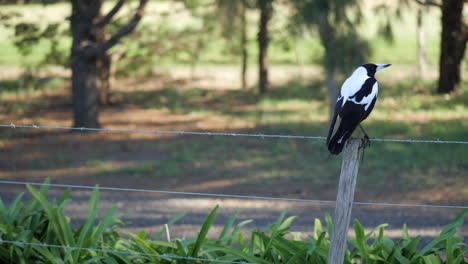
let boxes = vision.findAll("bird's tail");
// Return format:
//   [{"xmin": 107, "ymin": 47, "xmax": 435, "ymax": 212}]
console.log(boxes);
[
  {"xmin": 327, "ymin": 130, "xmax": 349, "ymax": 155},
  {"xmin": 327, "ymin": 120, "xmax": 359, "ymax": 155}
]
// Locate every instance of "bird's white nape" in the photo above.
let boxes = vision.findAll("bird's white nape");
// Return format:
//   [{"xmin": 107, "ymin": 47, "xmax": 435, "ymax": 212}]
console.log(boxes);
[{"xmin": 376, "ymin": 64, "xmax": 391, "ymax": 71}]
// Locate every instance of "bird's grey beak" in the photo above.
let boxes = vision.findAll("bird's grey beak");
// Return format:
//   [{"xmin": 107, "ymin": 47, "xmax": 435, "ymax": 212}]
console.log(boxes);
[{"xmin": 376, "ymin": 64, "xmax": 391, "ymax": 71}]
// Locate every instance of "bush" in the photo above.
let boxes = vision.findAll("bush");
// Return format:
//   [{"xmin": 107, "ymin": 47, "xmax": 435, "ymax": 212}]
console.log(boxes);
[{"xmin": 0, "ymin": 180, "xmax": 466, "ymax": 263}]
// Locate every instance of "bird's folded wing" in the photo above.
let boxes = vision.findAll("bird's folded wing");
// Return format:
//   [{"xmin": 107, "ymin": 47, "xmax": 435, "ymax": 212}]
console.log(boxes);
[{"xmin": 326, "ymin": 96, "xmax": 344, "ymax": 144}]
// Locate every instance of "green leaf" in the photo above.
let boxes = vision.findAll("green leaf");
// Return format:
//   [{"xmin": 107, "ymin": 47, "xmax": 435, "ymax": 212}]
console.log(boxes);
[
  {"xmin": 227, "ymin": 219, "xmax": 253, "ymax": 245},
  {"xmin": 103, "ymin": 257, "xmax": 120, "ymax": 264},
  {"xmin": 176, "ymin": 239, "xmax": 188, "ymax": 256},
  {"xmin": 190, "ymin": 204, "xmax": 218, "ymax": 257},
  {"xmin": 421, "ymin": 254, "xmax": 442, "ymax": 264},
  {"xmin": 76, "ymin": 187, "xmax": 99, "ymax": 249},
  {"xmin": 445, "ymin": 237, "xmax": 454, "ymax": 264},
  {"xmin": 402, "ymin": 224, "xmax": 409, "ymax": 240},
  {"xmin": 27, "ymin": 184, "xmax": 75, "ymax": 256},
  {"xmin": 324, "ymin": 213, "xmax": 333, "ymax": 238},
  {"xmin": 278, "ymin": 216, "xmax": 297, "ymax": 232},
  {"xmin": 313, "ymin": 218, "xmax": 323, "ymax": 240},
  {"xmin": 14, "ymin": 230, "xmax": 31, "ymax": 242},
  {"xmin": 353, "ymin": 219, "xmax": 368, "ymax": 262},
  {"xmin": 91, "ymin": 204, "xmax": 118, "ymax": 247},
  {"xmin": 204, "ymin": 243, "xmax": 270, "ymax": 264},
  {"xmin": 403, "ymin": 236, "xmax": 421, "ymax": 257},
  {"xmin": 413, "ymin": 230, "xmax": 456, "ymax": 259},
  {"xmin": 440, "ymin": 209, "xmax": 467, "ymax": 235},
  {"xmin": 218, "ymin": 211, "xmax": 238, "ymax": 242},
  {"xmin": 154, "ymin": 211, "xmax": 189, "ymax": 240},
  {"xmin": 366, "ymin": 223, "xmax": 388, "ymax": 241},
  {"xmin": 7, "ymin": 192, "xmax": 24, "ymax": 221},
  {"xmin": 274, "ymin": 208, "xmax": 289, "ymax": 229},
  {"xmin": 394, "ymin": 249, "xmax": 411, "ymax": 264},
  {"xmin": 0, "ymin": 197, "xmax": 7, "ymax": 221},
  {"xmin": 83, "ymin": 256, "xmax": 105, "ymax": 264}
]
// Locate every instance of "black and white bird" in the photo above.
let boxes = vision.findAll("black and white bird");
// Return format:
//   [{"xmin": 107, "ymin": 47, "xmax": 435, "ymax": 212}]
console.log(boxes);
[{"xmin": 327, "ymin": 63, "xmax": 391, "ymax": 155}]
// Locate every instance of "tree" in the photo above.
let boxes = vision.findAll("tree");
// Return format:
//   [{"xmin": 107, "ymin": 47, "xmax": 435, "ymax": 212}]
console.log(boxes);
[
  {"xmin": 436, "ymin": 0, "xmax": 467, "ymax": 93},
  {"xmin": 178, "ymin": 0, "xmax": 220, "ymax": 79},
  {"xmin": 291, "ymin": 0, "xmax": 369, "ymax": 117},
  {"xmin": 70, "ymin": 0, "xmax": 148, "ymax": 128},
  {"xmin": 216, "ymin": 0, "xmax": 253, "ymax": 89},
  {"xmin": 416, "ymin": 5, "xmax": 427, "ymax": 78},
  {"xmin": 416, "ymin": 0, "xmax": 467, "ymax": 93},
  {"xmin": 240, "ymin": 0, "xmax": 248, "ymax": 89},
  {"xmin": 257, "ymin": 0, "xmax": 273, "ymax": 94}
]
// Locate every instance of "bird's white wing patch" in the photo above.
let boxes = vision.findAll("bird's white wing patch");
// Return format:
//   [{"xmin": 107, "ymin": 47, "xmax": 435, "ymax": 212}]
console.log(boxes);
[{"xmin": 349, "ymin": 82, "xmax": 378, "ymax": 111}]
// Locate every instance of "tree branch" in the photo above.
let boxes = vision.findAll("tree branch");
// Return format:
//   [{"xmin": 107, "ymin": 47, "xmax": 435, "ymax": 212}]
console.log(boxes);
[
  {"xmin": 413, "ymin": 0, "xmax": 442, "ymax": 8},
  {"xmin": 70, "ymin": 0, "xmax": 84, "ymax": 17},
  {"xmin": 86, "ymin": 0, "xmax": 148, "ymax": 57},
  {"xmin": 83, "ymin": 0, "xmax": 103, "ymax": 20},
  {"xmin": 94, "ymin": 0, "xmax": 126, "ymax": 28}
]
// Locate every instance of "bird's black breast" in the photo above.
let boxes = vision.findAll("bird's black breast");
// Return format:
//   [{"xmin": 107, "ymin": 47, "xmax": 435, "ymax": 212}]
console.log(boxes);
[{"xmin": 349, "ymin": 78, "xmax": 376, "ymax": 102}]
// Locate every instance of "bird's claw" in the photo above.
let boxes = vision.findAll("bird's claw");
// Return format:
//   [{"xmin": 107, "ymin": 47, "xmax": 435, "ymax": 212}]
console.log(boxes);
[{"xmin": 360, "ymin": 135, "xmax": 371, "ymax": 149}]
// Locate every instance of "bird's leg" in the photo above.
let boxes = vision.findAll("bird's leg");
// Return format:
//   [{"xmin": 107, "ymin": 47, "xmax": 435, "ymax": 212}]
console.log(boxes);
[{"xmin": 359, "ymin": 124, "xmax": 371, "ymax": 148}]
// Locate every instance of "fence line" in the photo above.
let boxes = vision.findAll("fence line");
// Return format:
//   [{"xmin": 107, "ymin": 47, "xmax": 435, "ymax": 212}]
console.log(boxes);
[
  {"xmin": 1, "ymin": 180, "xmax": 466, "ymax": 209},
  {"xmin": 2, "ymin": 124, "xmax": 468, "ymax": 144},
  {"xmin": 1, "ymin": 124, "xmax": 467, "ymax": 263},
  {"xmin": 0, "ymin": 240, "xmax": 252, "ymax": 264}
]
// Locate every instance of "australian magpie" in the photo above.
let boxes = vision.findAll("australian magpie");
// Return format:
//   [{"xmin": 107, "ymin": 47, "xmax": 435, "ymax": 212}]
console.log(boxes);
[{"xmin": 327, "ymin": 63, "xmax": 391, "ymax": 155}]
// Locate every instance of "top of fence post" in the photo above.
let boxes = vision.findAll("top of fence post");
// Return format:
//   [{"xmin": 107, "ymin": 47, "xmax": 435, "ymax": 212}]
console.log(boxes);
[{"xmin": 327, "ymin": 138, "xmax": 363, "ymax": 264}]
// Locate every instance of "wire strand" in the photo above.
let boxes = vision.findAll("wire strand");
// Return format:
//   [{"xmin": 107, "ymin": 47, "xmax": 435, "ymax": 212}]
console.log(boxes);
[
  {"xmin": 0, "ymin": 240, "xmax": 252, "ymax": 264},
  {"xmin": 1, "ymin": 180, "xmax": 466, "ymax": 209},
  {"xmin": 2, "ymin": 123, "xmax": 468, "ymax": 144}
]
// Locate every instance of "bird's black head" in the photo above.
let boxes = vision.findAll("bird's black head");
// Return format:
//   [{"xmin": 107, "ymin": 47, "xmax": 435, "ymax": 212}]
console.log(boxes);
[{"xmin": 362, "ymin": 63, "xmax": 391, "ymax": 77}]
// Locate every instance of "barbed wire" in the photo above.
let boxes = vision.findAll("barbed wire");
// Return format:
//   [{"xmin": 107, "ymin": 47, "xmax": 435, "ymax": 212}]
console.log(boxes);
[
  {"xmin": 1, "ymin": 180, "xmax": 466, "ymax": 209},
  {"xmin": 0, "ymin": 240, "xmax": 253, "ymax": 264},
  {"xmin": 2, "ymin": 123, "xmax": 468, "ymax": 144}
]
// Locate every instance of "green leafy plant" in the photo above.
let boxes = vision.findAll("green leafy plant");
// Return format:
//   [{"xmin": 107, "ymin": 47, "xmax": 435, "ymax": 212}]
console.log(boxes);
[{"xmin": 1, "ymin": 180, "xmax": 466, "ymax": 263}]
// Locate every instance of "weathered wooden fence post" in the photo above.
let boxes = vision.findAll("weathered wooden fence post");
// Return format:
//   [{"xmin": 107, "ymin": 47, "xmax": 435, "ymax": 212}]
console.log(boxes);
[{"xmin": 327, "ymin": 138, "xmax": 363, "ymax": 264}]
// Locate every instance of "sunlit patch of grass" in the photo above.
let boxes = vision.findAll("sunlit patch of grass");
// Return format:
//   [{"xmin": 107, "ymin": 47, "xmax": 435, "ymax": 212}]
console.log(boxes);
[
  {"xmin": 89, "ymin": 160, "xmax": 158, "ymax": 176},
  {"xmin": 86, "ymin": 150, "xmax": 195, "ymax": 178},
  {"xmin": 0, "ymin": 77, "xmax": 66, "ymax": 96}
]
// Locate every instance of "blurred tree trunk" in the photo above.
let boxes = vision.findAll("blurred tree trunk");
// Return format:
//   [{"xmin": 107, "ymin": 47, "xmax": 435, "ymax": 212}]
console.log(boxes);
[
  {"xmin": 70, "ymin": 0, "xmax": 101, "ymax": 128},
  {"xmin": 294, "ymin": 39, "xmax": 304, "ymax": 79},
  {"xmin": 291, "ymin": 0, "xmax": 367, "ymax": 119},
  {"xmin": 95, "ymin": 17, "xmax": 112, "ymax": 105},
  {"xmin": 317, "ymin": 12, "xmax": 337, "ymax": 119},
  {"xmin": 69, "ymin": 0, "xmax": 147, "ymax": 128},
  {"xmin": 325, "ymin": 65, "xmax": 337, "ymax": 120},
  {"xmin": 97, "ymin": 52, "xmax": 111, "ymax": 105},
  {"xmin": 240, "ymin": 0, "xmax": 248, "ymax": 89},
  {"xmin": 416, "ymin": 7, "xmax": 427, "ymax": 79},
  {"xmin": 437, "ymin": 0, "xmax": 467, "ymax": 94},
  {"xmin": 258, "ymin": 0, "xmax": 272, "ymax": 94}
]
